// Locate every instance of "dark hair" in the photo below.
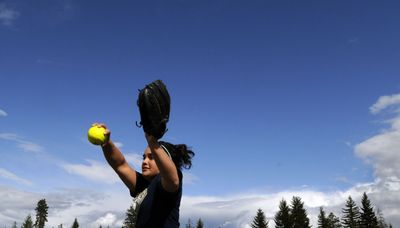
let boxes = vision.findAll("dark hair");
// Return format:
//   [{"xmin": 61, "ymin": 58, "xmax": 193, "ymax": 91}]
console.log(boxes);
[{"xmin": 159, "ymin": 141, "xmax": 195, "ymax": 170}]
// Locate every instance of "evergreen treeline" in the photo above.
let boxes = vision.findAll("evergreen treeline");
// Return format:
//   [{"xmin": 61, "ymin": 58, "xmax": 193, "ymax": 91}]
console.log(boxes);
[
  {"xmin": 184, "ymin": 218, "xmax": 204, "ymax": 228},
  {"xmin": 247, "ymin": 192, "xmax": 393, "ymax": 228},
  {"xmin": 12, "ymin": 199, "xmax": 79, "ymax": 228},
  {"xmin": 7, "ymin": 192, "xmax": 393, "ymax": 228},
  {"xmin": 182, "ymin": 192, "xmax": 392, "ymax": 228}
]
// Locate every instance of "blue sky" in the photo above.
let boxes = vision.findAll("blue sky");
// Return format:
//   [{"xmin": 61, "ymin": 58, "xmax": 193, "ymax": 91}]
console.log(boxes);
[{"xmin": 1, "ymin": 0, "xmax": 400, "ymax": 227}]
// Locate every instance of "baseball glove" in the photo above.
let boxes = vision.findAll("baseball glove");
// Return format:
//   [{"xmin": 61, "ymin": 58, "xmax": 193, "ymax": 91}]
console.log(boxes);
[{"xmin": 136, "ymin": 80, "xmax": 171, "ymax": 139}]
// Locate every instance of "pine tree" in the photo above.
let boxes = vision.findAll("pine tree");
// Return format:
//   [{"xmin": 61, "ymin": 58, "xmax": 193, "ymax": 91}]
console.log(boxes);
[
  {"xmin": 342, "ymin": 196, "xmax": 361, "ymax": 228},
  {"xmin": 186, "ymin": 218, "xmax": 194, "ymax": 228},
  {"xmin": 318, "ymin": 207, "xmax": 329, "ymax": 228},
  {"xmin": 290, "ymin": 196, "xmax": 311, "ymax": 228},
  {"xmin": 196, "ymin": 218, "xmax": 204, "ymax": 228},
  {"xmin": 327, "ymin": 212, "xmax": 342, "ymax": 228},
  {"xmin": 274, "ymin": 199, "xmax": 292, "ymax": 228},
  {"xmin": 71, "ymin": 218, "xmax": 79, "ymax": 228},
  {"xmin": 122, "ymin": 204, "xmax": 136, "ymax": 228},
  {"xmin": 376, "ymin": 209, "xmax": 388, "ymax": 228},
  {"xmin": 21, "ymin": 214, "xmax": 34, "ymax": 228},
  {"xmin": 360, "ymin": 192, "xmax": 378, "ymax": 228},
  {"xmin": 251, "ymin": 208, "xmax": 269, "ymax": 228},
  {"xmin": 58, "ymin": 224, "xmax": 63, "ymax": 228},
  {"xmin": 34, "ymin": 199, "xmax": 49, "ymax": 228},
  {"xmin": 11, "ymin": 221, "xmax": 17, "ymax": 228}
]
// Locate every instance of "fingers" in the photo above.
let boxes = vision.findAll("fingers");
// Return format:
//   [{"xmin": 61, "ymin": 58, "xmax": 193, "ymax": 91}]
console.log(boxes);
[
  {"xmin": 92, "ymin": 122, "xmax": 101, "ymax": 127},
  {"xmin": 91, "ymin": 123, "xmax": 110, "ymax": 136},
  {"xmin": 92, "ymin": 123, "xmax": 108, "ymax": 129}
]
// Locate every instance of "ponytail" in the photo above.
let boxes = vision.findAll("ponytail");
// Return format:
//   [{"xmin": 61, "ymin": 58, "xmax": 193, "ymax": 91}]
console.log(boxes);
[{"xmin": 159, "ymin": 141, "xmax": 195, "ymax": 170}]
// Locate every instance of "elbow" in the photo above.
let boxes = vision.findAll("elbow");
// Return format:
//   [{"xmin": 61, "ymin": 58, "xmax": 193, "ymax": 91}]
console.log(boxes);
[
  {"xmin": 114, "ymin": 159, "xmax": 128, "ymax": 173},
  {"xmin": 171, "ymin": 178, "xmax": 180, "ymax": 192},
  {"xmin": 169, "ymin": 184, "xmax": 179, "ymax": 193},
  {"xmin": 163, "ymin": 177, "xmax": 180, "ymax": 193}
]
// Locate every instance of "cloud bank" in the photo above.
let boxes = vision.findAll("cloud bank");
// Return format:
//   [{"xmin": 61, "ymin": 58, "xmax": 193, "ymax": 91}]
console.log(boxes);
[
  {"xmin": 1, "ymin": 179, "xmax": 397, "ymax": 228},
  {"xmin": 62, "ymin": 160, "xmax": 120, "ymax": 184}
]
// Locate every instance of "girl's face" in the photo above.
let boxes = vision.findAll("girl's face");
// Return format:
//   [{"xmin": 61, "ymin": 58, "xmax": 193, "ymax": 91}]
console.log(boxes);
[{"xmin": 141, "ymin": 147, "xmax": 160, "ymax": 180}]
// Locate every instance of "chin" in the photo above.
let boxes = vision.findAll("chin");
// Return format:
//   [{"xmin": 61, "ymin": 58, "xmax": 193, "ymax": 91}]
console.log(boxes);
[
  {"xmin": 142, "ymin": 170, "xmax": 151, "ymax": 176},
  {"xmin": 142, "ymin": 171, "xmax": 156, "ymax": 180}
]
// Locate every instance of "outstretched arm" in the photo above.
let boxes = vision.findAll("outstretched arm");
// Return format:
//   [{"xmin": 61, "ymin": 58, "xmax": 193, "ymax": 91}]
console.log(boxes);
[
  {"xmin": 94, "ymin": 123, "xmax": 137, "ymax": 192},
  {"xmin": 102, "ymin": 141, "xmax": 137, "ymax": 191},
  {"xmin": 146, "ymin": 134, "xmax": 180, "ymax": 193}
]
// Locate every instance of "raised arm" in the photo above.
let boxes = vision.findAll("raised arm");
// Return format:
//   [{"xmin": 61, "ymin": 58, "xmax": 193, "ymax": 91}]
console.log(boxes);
[{"xmin": 146, "ymin": 134, "xmax": 180, "ymax": 193}]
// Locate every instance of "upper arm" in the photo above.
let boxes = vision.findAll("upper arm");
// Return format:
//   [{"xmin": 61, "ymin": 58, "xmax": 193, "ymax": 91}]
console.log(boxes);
[
  {"xmin": 160, "ymin": 169, "xmax": 181, "ymax": 193},
  {"xmin": 115, "ymin": 162, "xmax": 137, "ymax": 192}
]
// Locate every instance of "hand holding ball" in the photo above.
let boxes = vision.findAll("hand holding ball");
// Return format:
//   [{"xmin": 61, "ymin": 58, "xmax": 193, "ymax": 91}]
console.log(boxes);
[{"xmin": 88, "ymin": 125, "xmax": 109, "ymax": 145}]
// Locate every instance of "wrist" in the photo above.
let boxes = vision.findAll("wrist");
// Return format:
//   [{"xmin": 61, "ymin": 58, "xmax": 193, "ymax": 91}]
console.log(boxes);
[
  {"xmin": 145, "ymin": 133, "xmax": 158, "ymax": 146},
  {"xmin": 147, "ymin": 139, "xmax": 160, "ymax": 149},
  {"xmin": 148, "ymin": 141, "xmax": 159, "ymax": 149},
  {"xmin": 101, "ymin": 139, "xmax": 112, "ymax": 149}
]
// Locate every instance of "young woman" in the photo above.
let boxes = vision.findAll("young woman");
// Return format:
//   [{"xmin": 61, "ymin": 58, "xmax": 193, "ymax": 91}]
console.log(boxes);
[{"xmin": 94, "ymin": 123, "xmax": 195, "ymax": 228}]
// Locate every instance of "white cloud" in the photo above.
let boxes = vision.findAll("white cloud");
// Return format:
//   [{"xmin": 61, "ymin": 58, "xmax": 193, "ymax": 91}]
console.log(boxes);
[
  {"xmin": 124, "ymin": 153, "xmax": 143, "ymax": 169},
  {"xmin": 355, "ymin": 127, "xmax": 400, "ymax": 181},
  {"xmin": 352, "ymin": 93, "xmax": 400, "ymax": 226},
  {"xmin": 62, "ymin": 160, "xmax": 120, "ymax": 184},
  {"xmin": 0, "ymin": 133, "xmax": 44, "ymax": 153},
  {"xmin": 0, "ymin": 185, "xmax": 41, "ymax": 225},
  {"xmin": 180, "ymin": 180, "xmax": 399, "ymax": 227},
  {"xmin": 47, "ymin": 188, "xmax": 131, "ymax": 228},
  {"xmin": 61, "ymin": 152, "xmax": 143, "ymax": 184},
  {"xmin": 0, "ymin": 168, "xmax": 32, "ymax": 186},
  {"xmin": 17, "ymin": 141, "xmax": 44, "ymax": 153},
  {"xmin": 0, "ymin": 133, "xmax": 18, "ymax": 140},
  {"xmin": 356, "ymin": 94, "xmax": 400, "ymax": 183},
  {"xmin": 369, "ymin": 93, "xmax": 400, "ymax": 114},
  {"xmin": 183, "ymin": 172, "xmax": 198, "ymax": 185},
  {"xmin": 0, "ymin": 4, "xmax": 19, "ymax": 26},
  {"xmin": 0, "ymin": 185, "xmax": 132, "ymax": 228},
  {"xmin": 94, "ymin": 213, "xmax": 117, "ymax": 227},
  {"xmin": 0, "ymin": 178, "xmax": 398, "ymax": 227},
  {"xmin": 0, "ymin": 109, "xmax": 7, "ymax": 117}
]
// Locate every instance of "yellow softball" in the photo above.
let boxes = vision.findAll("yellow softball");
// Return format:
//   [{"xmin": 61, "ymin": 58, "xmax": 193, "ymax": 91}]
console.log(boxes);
[{"xmin": 87, "ymin": 126, "xmax": 109, "ymax": 145}]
